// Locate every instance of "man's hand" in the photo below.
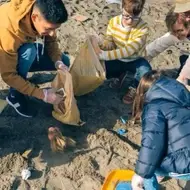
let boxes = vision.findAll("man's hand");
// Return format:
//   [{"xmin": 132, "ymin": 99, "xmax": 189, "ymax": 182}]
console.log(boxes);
[
  {"xmin": 43, "ymin": 88, "xmax": 63, "ymax": 105},
  {"xmin": 131, "ymin": 174, "xmax": 144, "ymax": 190},
  {"xmin": 55, "ymin": 61, "xmax": 69, "ymax": 71}
]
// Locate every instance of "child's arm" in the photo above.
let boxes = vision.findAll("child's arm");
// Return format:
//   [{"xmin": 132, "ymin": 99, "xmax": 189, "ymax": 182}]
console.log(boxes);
[
  {"xmin": 99, "ymin": 19, "xmax": 116, "ymax": 51},
  {"xmin": 146, "ymin": 32, "xmax": 179, "ymax": 61},
  {"xmin": 98, "ymin": 24, "xmax": 149, "ymax": 61},
  {"xmin": 135, "ymin": 108, "xmax": 166, "ymax": 179},
  {"xmin": 100, "ymin": 36, "xmax": 116, "ymax": 51}
]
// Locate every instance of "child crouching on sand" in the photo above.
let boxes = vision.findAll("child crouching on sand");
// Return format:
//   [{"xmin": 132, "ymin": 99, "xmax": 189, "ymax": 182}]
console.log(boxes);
[
  {"xmin": 146, "ymin": 7, "xmax": 190, "ymax": 79},
  {"xmin": 131, "ymin": 70, "xmax": 190, "ymax": 190},
  {"xmin": 146, "ymin": 7, "xmax": 190, "ymax": 61},
  {"xmin": 92, "ymin": 0, "xmax": 151, "ymax": 105}
]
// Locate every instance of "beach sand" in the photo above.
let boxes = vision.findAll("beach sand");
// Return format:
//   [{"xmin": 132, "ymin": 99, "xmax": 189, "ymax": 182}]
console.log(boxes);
[{"xmin": 0, "ymin": 0, "xmax": 189, "ymax": 189}]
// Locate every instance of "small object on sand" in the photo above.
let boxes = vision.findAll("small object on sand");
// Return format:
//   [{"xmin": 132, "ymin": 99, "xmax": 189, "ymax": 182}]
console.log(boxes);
[
  {"xmin": 72, "ymin": 14, "xmax": 89, "ymax": 22},
  {"xmin": 48, "ymin": 127, "xmax": 76, "ymax": 152},
  {"xmin": 120, "ymin": 116, "xmax": 128, "ymax": 124},
  {"xmin": 155, "ymin": 19, "xmax": 164, "ymax": 23},
  {"xmin": 21, "ymin": 169, "xmax": 31, "ymax": 180},
  {"xmin": 22, "ymin": 149, "xmax": 33, "ymax": 159},
  {"xmin": 0, "ymin": 99, "xmax": 8, "ymax": 114},
  {"xmin": 117, "ymin": 129, "xmax": 127, "ymax": 135},
  {"xmin": 106, "ymin": 0, "xmax": 121, "ymax": 4}
]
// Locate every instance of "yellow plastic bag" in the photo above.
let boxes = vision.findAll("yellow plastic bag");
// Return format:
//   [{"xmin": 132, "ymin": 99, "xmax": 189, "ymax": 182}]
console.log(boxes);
[
  {"xmin": 51, "ymin": 69, "xmax": 82, "ymax": 126},
  {"xmin": 70, "ymin": 37, "xmax": 106, "ymax": 96}
]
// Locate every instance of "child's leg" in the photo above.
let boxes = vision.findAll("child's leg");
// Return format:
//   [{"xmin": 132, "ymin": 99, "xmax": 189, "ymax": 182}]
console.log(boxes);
[
  {"xmin": 120, "ymin": 58, "xmax": 151, "ymax": 87},
  {"xmin": 105, "ymin": 59, "xmax": 124, "ymax": 79},
  {"xmin": 143, "ymin": 169, "xmax": 168, "ymax": 190},
  {"xmin": 134, "ymin": 58, "xmax": 152, "ymax": 85},
  {"xmin": 143, "ymin": 174, "xmax": 159, "ymax": 190},
  {"xmin": 122, "ymin": 58, "xmax": 151, "ymax": 104}
]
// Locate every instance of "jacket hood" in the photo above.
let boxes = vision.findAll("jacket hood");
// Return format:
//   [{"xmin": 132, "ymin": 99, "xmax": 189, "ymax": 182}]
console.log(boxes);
[
  {"xmin": 145, "ymin": 76, "xmax": 190, "ymax": 107},
  {"xmin": 7, "ymin": 0, "xmax": 36, "ymax": 37}
]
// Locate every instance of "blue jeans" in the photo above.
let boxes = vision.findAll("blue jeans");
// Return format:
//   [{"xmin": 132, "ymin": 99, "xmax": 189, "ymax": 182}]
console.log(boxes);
[
  {"xmin": 105, "ymin": 58, "xmax": 151, "ymax": 87},
  {"xmin": 10, "ymin": 43, "xmax": 70, "ymax": 95},
  {"xmin": 143, "ymin": 169, "xmax": 190, "ymax": 190},
  {"xmin": 116, "ymin": 170, "xmax": 190, "ymax": 190}
]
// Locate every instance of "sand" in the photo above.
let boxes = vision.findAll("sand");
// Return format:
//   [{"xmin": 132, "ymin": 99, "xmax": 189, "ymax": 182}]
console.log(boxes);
[{"xmin": 0, "ymin": 0, "xmax": 189, "ymax": 189}]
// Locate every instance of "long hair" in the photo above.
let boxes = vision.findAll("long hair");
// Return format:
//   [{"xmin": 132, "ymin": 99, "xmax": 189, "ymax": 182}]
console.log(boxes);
[
  {"xmin": 132, "ymin": 70, "xmax": 162, "ymax": 121},
  {"xmin": 48, "ymin": 127, "xmax": 76, "ymax": 152},
  {"xmin": 165, "ymin": 6, "xmax": 189, "ymax": 32}
]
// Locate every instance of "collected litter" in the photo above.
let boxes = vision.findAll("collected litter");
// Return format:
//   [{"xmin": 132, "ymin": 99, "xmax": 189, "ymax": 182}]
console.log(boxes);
[
  {"xmin": 106, "ymin": 0, "xmax": 121, "ymax": 4},
  {"xmin": 48, "ymin": 126, "xmax": 76, "ymax": 152},
  {"xmin": 21, "ymin": 168, "xmax": 31, "ymax": 180},
  {"xmin": 21, "ymin": 149, "xmax": 33, "ymax": 159},
  {"xmin": 72, "ymin": 14, "xmax": 89, "ymax": 22},
  {"xmin": 120, "ymin": 115, "xmax": 129, "ymax": 124},
  {"xmin": 117, "ymin": 129, "xmax": 127, "ymax": 136}
]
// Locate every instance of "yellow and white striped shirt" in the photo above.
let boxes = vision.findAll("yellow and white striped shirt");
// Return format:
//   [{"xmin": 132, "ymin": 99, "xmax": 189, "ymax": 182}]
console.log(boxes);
[{"xmin": 99, "ymin": 15, "xmax": 149, "ymax": 62}]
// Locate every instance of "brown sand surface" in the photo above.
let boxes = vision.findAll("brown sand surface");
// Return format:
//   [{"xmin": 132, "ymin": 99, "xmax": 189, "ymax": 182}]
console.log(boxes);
[{"xmin": 0, "ymin": 0, "xmax": 189, "ymax": 189}]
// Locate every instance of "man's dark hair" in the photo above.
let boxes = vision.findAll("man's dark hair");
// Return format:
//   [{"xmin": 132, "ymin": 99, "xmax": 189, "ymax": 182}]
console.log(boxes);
[{"xmin": 34, "ymin": 0, "xmax": 68, "ymax": 24}]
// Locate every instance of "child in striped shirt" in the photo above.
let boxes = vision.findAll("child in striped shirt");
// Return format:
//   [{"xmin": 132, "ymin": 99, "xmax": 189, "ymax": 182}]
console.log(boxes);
[{"xmin": 95, "ymin": 0, "xmax": 151, "ymax": 104}]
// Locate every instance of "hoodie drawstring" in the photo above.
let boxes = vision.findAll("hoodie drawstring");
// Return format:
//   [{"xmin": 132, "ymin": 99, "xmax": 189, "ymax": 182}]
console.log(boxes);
[{"xmin": 36, "ymin": 36, "xmax": 45, "ymax": 62}]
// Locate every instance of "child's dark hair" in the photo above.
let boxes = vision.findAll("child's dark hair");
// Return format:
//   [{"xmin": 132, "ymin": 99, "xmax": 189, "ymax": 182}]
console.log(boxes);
[
  {"xmin": 165, "ymin": 6, "xmax": 189, "ymax": 32},
  {"xmin": 122, "ymin": 0, "xmax": 145, "ymax": 16},
  {"xmin": 132, "ymin": 70, "xmax": 162, "ymax": 121},
  {"xmin": 34, "ymin": 0, "xmax": 68, "ymax": 24}
]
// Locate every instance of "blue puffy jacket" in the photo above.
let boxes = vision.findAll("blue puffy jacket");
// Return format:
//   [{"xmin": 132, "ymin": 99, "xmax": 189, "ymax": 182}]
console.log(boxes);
[{"xmin": 135, "ymin": 76, "xmax": 190, "ymax": 178}]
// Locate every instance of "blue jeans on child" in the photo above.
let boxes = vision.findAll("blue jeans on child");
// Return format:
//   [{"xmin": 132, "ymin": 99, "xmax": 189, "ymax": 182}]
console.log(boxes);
[
  {"xmin": 116, "ymin": 170, "xmax": 190, "ymax": 190},
  {"xmin": 10, "ymin": 43, "xmax": 70, "ymax": 94},
  {"xmin": 105, "ymin": 58, "xmax": 151, "ymax": 86},
  {"xmin": 143, "ymin": 169, "xmax": 190, "ymax": 190}
]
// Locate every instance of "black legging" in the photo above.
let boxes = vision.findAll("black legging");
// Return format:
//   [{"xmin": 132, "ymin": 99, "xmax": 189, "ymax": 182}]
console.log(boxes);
[{"xmin": 178, "ymin": 55, "xmax": 189, "ymax": 76}]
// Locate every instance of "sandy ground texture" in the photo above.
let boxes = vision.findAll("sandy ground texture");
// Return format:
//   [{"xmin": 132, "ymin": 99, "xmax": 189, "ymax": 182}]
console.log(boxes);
[{"xmin": 0, "ymin": 0, "xmax": 190, "ymax": 189}]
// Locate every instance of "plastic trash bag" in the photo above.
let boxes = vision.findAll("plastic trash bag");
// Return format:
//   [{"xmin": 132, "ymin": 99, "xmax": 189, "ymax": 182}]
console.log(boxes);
[
  {"xmin": 70, "ymin": 37, "xmax": 106, "ymax": 96},
  {"xmin": 52, "ymin": 69, "xmax": 83, "ymax": 126}
]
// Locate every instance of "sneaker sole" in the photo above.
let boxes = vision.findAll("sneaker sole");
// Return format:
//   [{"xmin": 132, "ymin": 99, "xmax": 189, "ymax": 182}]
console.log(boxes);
[{"xmin": 6, "ymin": 97, "xmax": 33, "ymax": 118}]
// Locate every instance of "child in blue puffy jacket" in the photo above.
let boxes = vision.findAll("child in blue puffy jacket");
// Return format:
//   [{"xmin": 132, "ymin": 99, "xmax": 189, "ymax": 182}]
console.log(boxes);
[{"xmin": 131, "ymin": 70, "xmax": 190, "ymax": 190}]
